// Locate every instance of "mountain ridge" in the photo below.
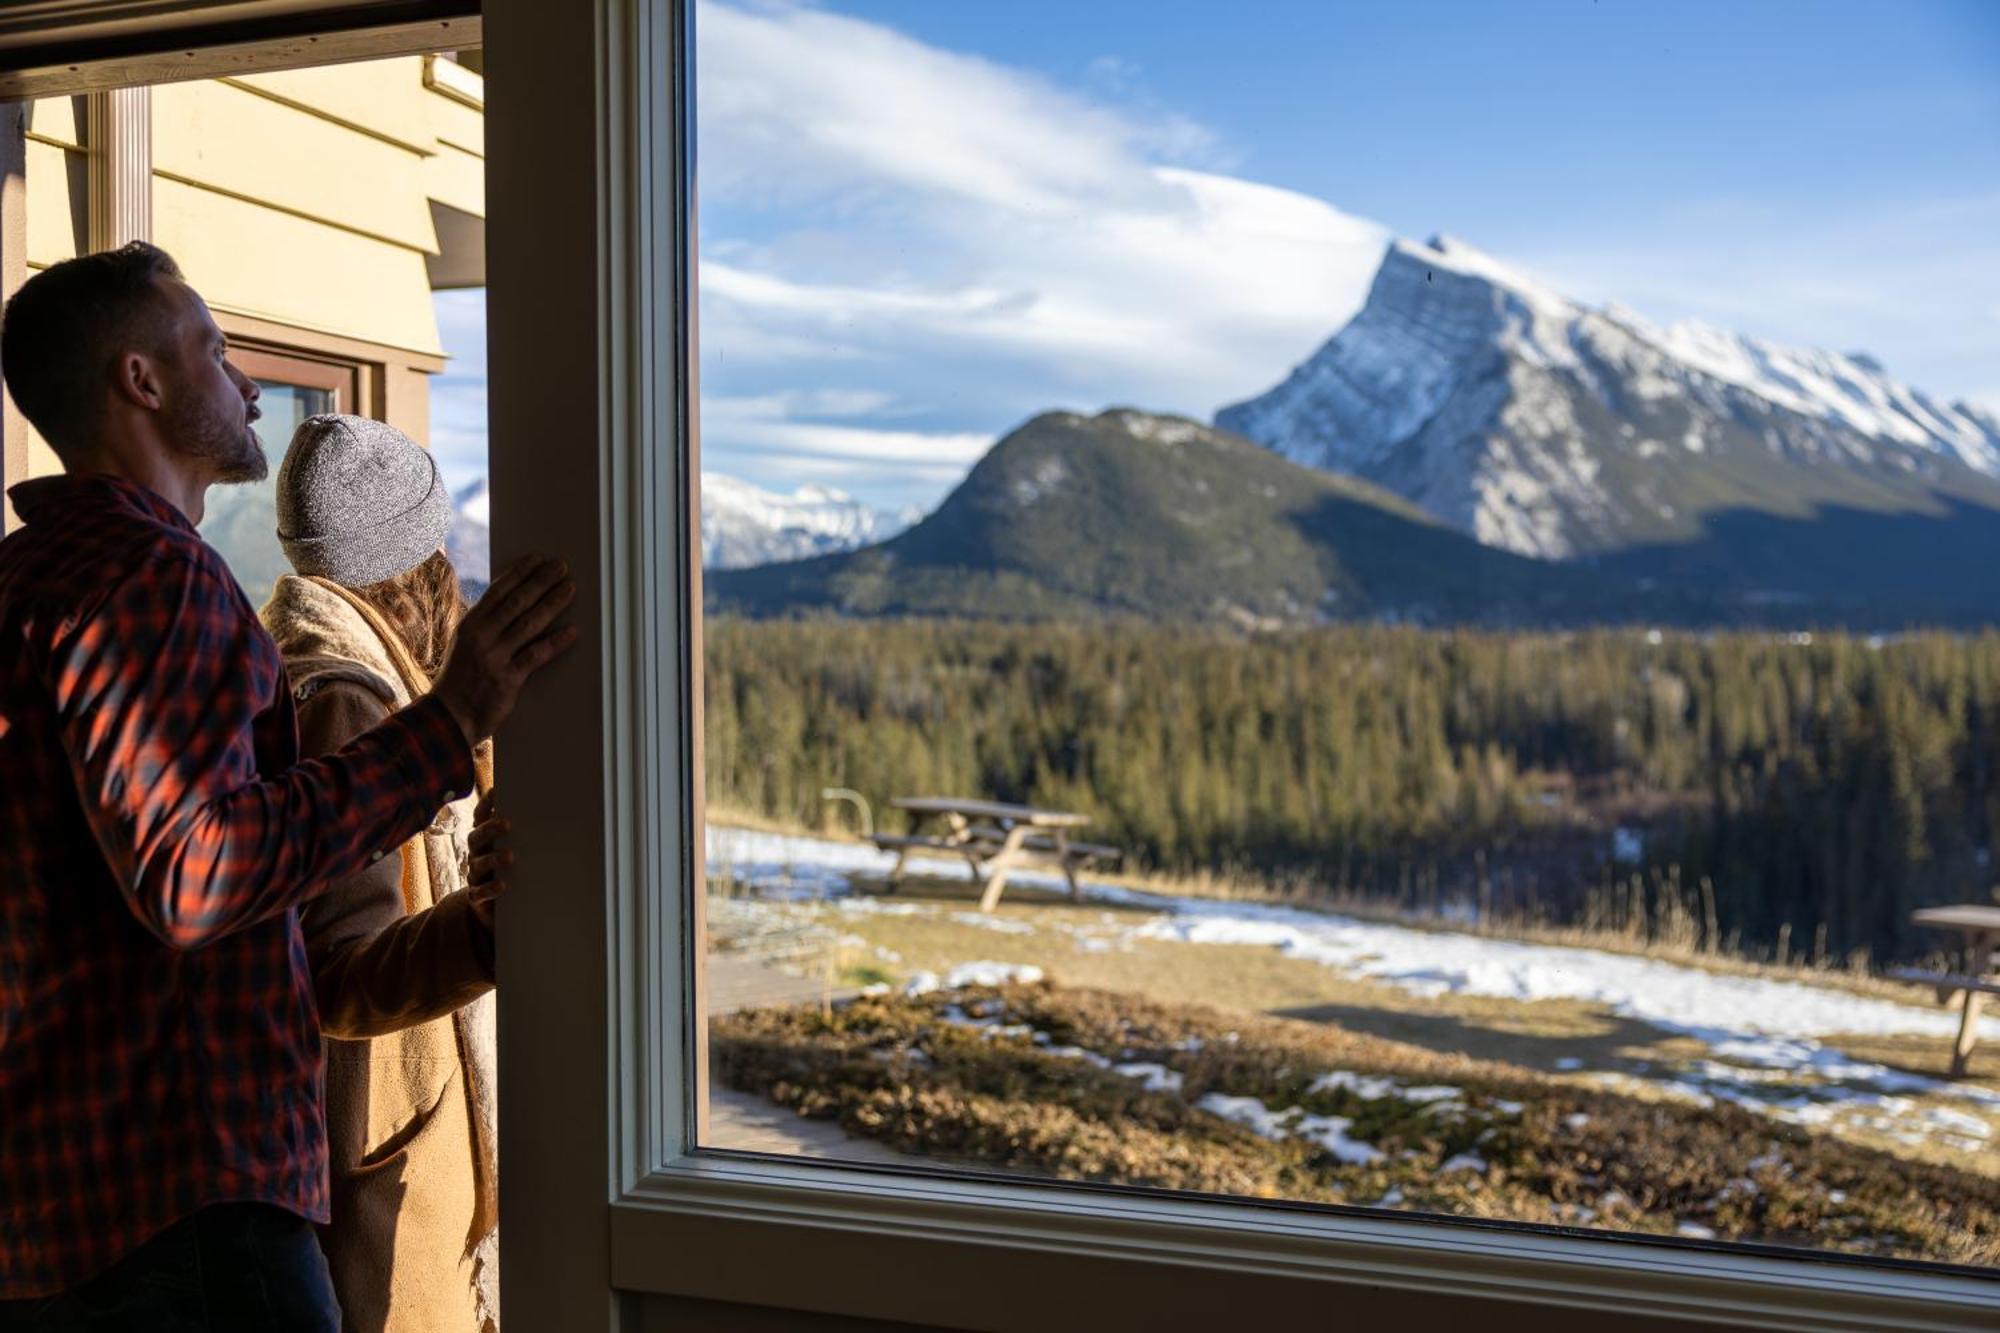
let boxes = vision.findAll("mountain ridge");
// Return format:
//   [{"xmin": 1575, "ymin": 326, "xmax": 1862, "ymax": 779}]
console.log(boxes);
[{"xmin": 707, "ymin": 408, "xmax": 1653, "ymax": 626}]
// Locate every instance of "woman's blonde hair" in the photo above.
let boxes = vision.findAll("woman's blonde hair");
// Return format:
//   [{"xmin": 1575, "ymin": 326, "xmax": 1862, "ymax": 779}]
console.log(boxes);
[{"xmin": 350, "ymin": 549, "xmax": 468, "ymax": 681}]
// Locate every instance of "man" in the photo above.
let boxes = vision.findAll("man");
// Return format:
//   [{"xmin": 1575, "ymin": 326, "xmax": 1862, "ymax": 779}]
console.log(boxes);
[{"xmin": 0, "ymin": 242, "xmax": 574, "ymax": 1328}]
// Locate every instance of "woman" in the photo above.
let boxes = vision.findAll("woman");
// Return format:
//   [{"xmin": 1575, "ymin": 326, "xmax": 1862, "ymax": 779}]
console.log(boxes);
[{"xmin": 262, "ymin": 414, "xmax": 504, "ymax": 1333}]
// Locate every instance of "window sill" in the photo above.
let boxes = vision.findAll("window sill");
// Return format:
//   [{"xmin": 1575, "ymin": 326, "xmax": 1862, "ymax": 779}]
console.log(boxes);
[{"xmin": 610, "ymin": 1150, "xmax": 1999, "ymax": 1331}]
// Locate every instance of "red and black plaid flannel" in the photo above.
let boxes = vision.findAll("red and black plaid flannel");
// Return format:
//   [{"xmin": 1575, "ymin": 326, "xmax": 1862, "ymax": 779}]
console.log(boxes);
[{"xmin": 0, "ymin": 474, "xmax": 475, "ymax": 1297}]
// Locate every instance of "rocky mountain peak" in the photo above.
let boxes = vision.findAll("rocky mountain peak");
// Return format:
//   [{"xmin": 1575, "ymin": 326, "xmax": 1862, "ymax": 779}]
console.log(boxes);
[{"xmin": 1218, "ymin": 233, "xmax": 2000, "ymax": 562}]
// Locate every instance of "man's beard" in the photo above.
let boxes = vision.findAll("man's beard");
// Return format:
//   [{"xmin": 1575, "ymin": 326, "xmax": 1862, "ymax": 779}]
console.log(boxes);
[{"xmin": 168, "ymin": 394, "xmax": 267, "ymax": 484}]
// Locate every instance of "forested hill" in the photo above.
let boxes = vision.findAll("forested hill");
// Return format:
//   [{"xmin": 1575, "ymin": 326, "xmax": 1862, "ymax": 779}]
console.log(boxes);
[
  {"xmin": 705, "ymin": 617, "xmax": 2000, "ymax": 965},
  {"xmin": 706, "ymin": 407, "xmax": 2000, "ymax": 630},
  {"xmin": 705, "ymin": 408, "xmax": 1651, "ymax": 628}
]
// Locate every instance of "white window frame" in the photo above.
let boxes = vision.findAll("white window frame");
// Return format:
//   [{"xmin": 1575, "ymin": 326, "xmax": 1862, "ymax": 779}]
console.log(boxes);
[{"xmin": 482, "ymin": 0, "xmax": 2000, "ymax": 1327}]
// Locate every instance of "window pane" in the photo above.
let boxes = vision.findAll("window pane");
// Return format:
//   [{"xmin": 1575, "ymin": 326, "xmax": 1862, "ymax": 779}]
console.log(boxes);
[
  {"xmin": 696, "ymin": 1, "xmax": 2000, "ymax": 1269},
  {"xmin": 201, "ymin": 379, "xmax": 337, "ymax": 608}
]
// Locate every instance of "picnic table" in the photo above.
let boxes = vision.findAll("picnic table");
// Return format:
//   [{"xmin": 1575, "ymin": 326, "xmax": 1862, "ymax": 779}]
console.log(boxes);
[
  {"xmin": 1892, "ymin": 905, "xmax": 2000, "ymax": 1079},
  {"xmin": 871, "ymin": 796, "xmax": 1121, "ymax": 913}
]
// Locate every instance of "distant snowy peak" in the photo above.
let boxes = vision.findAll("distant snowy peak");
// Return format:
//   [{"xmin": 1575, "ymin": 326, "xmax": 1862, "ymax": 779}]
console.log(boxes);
[
  {"xmin": 455, "ymin": 477, "xmax": 490, "ymax": 527},
  {"xmin": 1218, "ymin": 233, "xmax": 2000, "ymax": 559},
  {"xmin": 447, "ymin": 478, "xmax": 492, "ymax": 591},
  {"xmin": 702, "ymin": 473, "xmax": 913, "ymax": 569}
]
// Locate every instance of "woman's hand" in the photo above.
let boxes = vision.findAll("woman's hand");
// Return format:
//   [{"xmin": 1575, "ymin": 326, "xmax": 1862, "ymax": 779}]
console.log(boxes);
[{"xmin": 465, "ymin": 790, "xmax": 513, "ymax": 931}]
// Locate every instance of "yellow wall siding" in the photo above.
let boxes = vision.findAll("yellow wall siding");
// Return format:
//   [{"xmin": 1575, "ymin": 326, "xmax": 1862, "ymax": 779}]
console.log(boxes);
[
  {"xmin": 423, "ymin": 60, "xmax": 485, "ymax": 222},
  {"xmin": 152, "ymin": 81, "xmax": 439, "ymax": 254},
  {"xmin": 23, "ymin": 96, "xmax": 82, "ymax": 149},
  {"xmin": 425, "ymin": 141, "xmax": 485, "ymax": 221},
  {"xmin": 8, "ymin": 56, "xmax": 483, "ymax": 498},
  {"xmin": 23, "ymin": 140, "xmax": 83, "ymax": 266},
  {"xmin": 25, "ymin": 433, "xmax": 59, "ymax": 481},
  {"xmin": 426, "ymin": 86, "xmax": 484, "ymax": 162},
  {"xmin": 16, "ymin": 101, "xmax": 75, "ymax": 483},
  {"xmin": 225, "ymin": 59, "xmax": 433, "ymax": 155},
  {"xmin": 153, "ymin": 176, "xmax": 442, "ymax": 356}
]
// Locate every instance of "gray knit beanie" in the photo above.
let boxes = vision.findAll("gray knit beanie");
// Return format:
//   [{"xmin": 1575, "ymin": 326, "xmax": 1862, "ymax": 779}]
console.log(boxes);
[{"xmin": 275, "ymin": 414, "xmax": 452, "ymax": 587}]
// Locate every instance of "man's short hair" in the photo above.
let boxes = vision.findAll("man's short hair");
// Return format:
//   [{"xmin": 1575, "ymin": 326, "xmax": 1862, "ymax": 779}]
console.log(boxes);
[{"xmin": 1, "ymin": 242, "xmax": 185, "ymax": 460}]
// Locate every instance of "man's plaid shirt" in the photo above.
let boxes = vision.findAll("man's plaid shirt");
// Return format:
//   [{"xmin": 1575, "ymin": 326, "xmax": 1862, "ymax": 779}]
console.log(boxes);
[{"xmin": 0, "ymin": 474, "xmax": 475, "ymax": 1296}]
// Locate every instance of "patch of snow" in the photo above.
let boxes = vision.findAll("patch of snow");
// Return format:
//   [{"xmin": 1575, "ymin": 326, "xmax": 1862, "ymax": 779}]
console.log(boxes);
[
  {"xmin": 1307, "ymin": 1071, "xmax": 1460, "ymax": 1106},
  {"xmin": 949, "ymin": 911, "xmax": 1038, "ymax": 935},
  {"xmin": 1114, "ymin": 1062, "xmax": 1185, "ymax": 1093},
  {"xmin": 1104, "ymin": 409, "xmax": 1206, "ymax": 446},
  {"xmin": 1084, "ymin": 880, "xmax": 2000, "ymax": 1053},
  {"xmin": 1438, "ymin": 1152, "xmax": 1487, "ymax": 1173},
  {"xmin": 1043, "ymin": 1045, "xmax": 1114, "ymax": 1069},
  {"xmin": 1010, "ymin": 456, "xmax": 1070, "ymax": 506},
  {"xmin": 1294, "ymin": 1114, "xmax": 1388, "ymax": 1166},
  {"xmin": 905, "ymin": 961, "xmax": 1046, "ymax": 996},
  {"xmin": 1196, "ymin": 1093, "xmax": 1385, "ymax": 1165}
]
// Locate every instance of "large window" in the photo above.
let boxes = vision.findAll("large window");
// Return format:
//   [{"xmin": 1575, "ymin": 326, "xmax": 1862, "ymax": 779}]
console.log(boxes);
[
  {"xmin": 691, "ymin": 0, "xmax": 2000, "ymax": 1281},
  {"xmin": 199, "ymin": 346, "xmax": 352, "ymax": 606}
]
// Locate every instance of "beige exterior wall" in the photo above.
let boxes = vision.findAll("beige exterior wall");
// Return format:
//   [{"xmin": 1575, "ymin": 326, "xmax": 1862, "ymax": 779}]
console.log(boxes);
[
  {"xmin": 4, "ymin": 52, "xmax": 484, "ymax": 521},
  {"xmin": 15, "ymin": 97, "xmax": 85, "ymax": 489}
]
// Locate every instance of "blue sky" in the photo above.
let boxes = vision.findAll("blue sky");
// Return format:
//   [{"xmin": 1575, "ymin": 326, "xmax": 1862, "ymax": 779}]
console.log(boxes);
[{"xmin": 434, "ymin": 0, "xmax": 2000, "ymax": 511}]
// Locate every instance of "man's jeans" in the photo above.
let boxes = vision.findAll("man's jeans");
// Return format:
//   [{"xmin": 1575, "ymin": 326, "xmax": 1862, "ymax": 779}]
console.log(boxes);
[{"xmin": 0, "ymin": 1203, "xmax": 341, "ymax": 1332}]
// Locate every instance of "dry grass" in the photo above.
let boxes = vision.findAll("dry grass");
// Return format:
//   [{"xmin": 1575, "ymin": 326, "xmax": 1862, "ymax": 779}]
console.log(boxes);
[
  {"xmin": 814, "ymin": 871, "xmax": 1997, "ymax": 1087},
  {"xmin": 712, "ymin": 982, "xmax": 2000, "ymax": 1266},
  {"xmin": 730, "ymin": 871, "xmax": 2000, "ymax": 1180}
]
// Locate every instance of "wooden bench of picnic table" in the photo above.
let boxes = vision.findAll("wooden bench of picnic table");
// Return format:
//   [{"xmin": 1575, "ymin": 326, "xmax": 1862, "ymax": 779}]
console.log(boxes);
[
  {"xmin": 1900, "ymin": 905, "xmax": 2000, "ymax": 1078},
  {"xmin": 961, "ymin": 825, "xmax": 1123, "ymax": 863},
  {"xmin": 869, "ymin": 796, "xmax": 1113, "ymax": 913},
  {"xmin": 873, "ymin": 830, "xmax": 1122, "ymax": 865}
]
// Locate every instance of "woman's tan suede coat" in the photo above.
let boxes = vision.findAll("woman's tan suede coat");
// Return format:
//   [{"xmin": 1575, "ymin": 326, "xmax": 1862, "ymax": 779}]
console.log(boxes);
[{"xmin": 263, "ymin": 575, "xmax": 499, "ymax": 1333}]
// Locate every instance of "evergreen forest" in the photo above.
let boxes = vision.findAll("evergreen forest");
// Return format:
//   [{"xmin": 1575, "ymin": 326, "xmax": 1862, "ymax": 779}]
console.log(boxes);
[{"xmin": 704, "ymin": 618, "xmax": 2000, "ymax": 965}]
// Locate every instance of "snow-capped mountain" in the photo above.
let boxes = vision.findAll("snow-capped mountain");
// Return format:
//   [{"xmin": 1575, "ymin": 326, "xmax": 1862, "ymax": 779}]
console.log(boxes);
[
  {"xmin": 447, "ymin": 477, "xmax": 491, "ymax": 593},
  {"xmin": 702, "ymin": 474, "xmax": 913, "ymax": 569},
  {"xmin": 1218, "ymin": 235, "xmax": 2000, "ymax": 561}
]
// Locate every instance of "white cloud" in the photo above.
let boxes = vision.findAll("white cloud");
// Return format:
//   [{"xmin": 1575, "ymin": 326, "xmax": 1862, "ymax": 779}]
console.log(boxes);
[
  {"xmin": 699, "ymin": 1, "xmax": 1190, "ymax": 215},
  {"xmin": 694, "ymin": 0, "xmax": 1389, "ymax": 511},
  {"xmin": 702, "ymin": 392, "xmax": 988, "ymax": 463}
]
